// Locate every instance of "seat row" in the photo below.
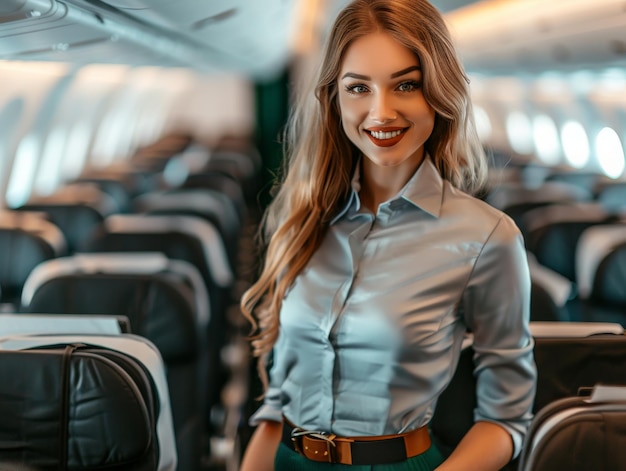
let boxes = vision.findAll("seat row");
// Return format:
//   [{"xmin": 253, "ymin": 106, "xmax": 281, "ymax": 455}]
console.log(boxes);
[
  {"xmin": 0, "ymin": 138, "xmax": 263, "ymax": 470},
  {"xmin": 483, "ymin": 165, "xmax": 626, "ymax": 326},
  {"xmin": 432, "ymin": 321, "xmax": 626, "ymax": 471},
  {"xmin": 3, "ymin": 319, "xmax": 625, "ymax": 470}
]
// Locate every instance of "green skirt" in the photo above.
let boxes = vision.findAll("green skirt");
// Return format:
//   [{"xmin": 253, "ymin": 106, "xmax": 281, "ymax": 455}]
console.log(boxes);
[{"xmin": 274, "ymin": 442, "xmax": 445, "ymax": 471}]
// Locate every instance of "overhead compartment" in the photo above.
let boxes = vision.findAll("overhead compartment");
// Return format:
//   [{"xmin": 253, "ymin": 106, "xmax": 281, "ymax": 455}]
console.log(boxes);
[
  {"xmin": 446, "ymin": 0, "xmax": 626, "ymax": 74},
  {"xmin": 0, "ymin": 0, "xmax": 300, "ymax": 77},
  {"xmin": 0, "ymin": 0, "xmax": 220, "ymax": 70},
  {"xmin": 0, "ymin": 0, "xmax": 111, "ymax": 58}
]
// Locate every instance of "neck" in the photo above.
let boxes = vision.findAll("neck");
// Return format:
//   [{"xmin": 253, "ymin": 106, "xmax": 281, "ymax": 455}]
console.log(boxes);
[{"xmin": 359, "ymin": 156, "xmax": 424, "ymax": 213}]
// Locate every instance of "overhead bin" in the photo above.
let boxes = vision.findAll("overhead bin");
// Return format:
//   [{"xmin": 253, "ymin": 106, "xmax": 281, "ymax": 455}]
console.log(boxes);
[
  {"xmin": 446, "ymin": 0, "xmax": 626, "ymax": 73},
  {"xmin": 0, "ymin": 0, "xmax": 220, "ymax": 69},
  {"xmin": 0, "ymin": 0, "xmax": 301, "ymax": 76},
  {"xmin": 0, "ymin": 0, "xmax": 111, "ymax": 58}
]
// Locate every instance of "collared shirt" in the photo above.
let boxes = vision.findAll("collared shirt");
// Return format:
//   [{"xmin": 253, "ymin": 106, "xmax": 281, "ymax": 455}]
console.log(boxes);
[{"xmin": 251, "ymin": 156, "xmax": 537, "ymax": 458}]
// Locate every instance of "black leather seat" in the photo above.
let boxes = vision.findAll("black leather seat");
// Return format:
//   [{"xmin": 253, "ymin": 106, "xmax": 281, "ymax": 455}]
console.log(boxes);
[
  {"xmin": 576, "ymin": 224, "xmax": 626, "ymax": 325},
  {"xmin": 431, "ymin": 322, "xmax": 626, "ymax": 471},
  {"xmin": 0, "ymin": 341, "xmax": 161, "ymax": 470},
  {"xmin": 19, "ymin": 253, "xmax": 210, "ymax": 471},
  {"xmin": 519, "ymin": 384, "xmax": 626, "ymax": 471},
  {"xmin": 16, "ymin": 183, "xmax": 118, "ymax": 253},
  {"xmin": 0, "ymin": 210, "xmax": 66, "ymax": 307},
  {"xmin": 132, "ymin": 188, "xmax": 242, "ymax": 274}
]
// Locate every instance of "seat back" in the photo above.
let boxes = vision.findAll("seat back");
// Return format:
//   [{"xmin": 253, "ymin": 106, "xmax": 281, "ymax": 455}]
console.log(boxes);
[
  {"xmin": 16, "ymin": 183, "xmax": 117, "ymax": 253},
  {"xmin": 86, "ymin": 214, "xmax": 233, "ymax": 321},
  {"xmin": 527, "ymin": 252, "xmax": 573, "ymax": 322},
  {"xmin": 518, "ymin": 385, "xmax": 626, "ymax": 471},
  {"xmin": 431, "ymin": 322, "xmax": 626, "ymax": 468},
  {"xmin": 132, "ymin": 189, "xmax": 241, "ymax": 273},
  {"xmin": 576, "ymin": 224, "xmax": 626, "ymax": 324},
  {"xmin": 524, "ymin": 203, "xmax": 612, "ymax": 282},
  {"xmin": 0, "ymin": 336, "xmax": 168, "ymax": 471},
  {"xmin": 0, "ymin": 211, "xmax": 66, "ymax": 307},
  {"xmin": 19, "ymin": 254, "xmax": 209, "ymax": 471}
]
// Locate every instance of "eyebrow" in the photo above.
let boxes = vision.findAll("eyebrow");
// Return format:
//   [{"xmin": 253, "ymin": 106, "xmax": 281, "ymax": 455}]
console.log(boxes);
[{"xmin": 341, "ymin": 65, "xmax": 421, "ymax": 81}]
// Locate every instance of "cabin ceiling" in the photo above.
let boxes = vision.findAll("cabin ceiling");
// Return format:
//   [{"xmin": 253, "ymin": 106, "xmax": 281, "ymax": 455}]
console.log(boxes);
[
  {"xmin": 0, "ymin": 0, "xmax": 484, "ymax": 79},
  {"xmin": 2, "ymin": 0, "xmax": 625, "ymax": 78}
]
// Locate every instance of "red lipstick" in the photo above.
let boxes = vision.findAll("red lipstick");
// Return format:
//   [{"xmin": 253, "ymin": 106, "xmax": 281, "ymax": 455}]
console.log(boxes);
[{"xmin": 366, "ymin": 127, "xmax": 407, "ymax": 147}]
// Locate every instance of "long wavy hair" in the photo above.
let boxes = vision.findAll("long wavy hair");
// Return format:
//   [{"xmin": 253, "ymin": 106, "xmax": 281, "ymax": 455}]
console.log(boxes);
[{"xmin": 241, "ymin": 0, "xmax": 488, "ymax": 386}]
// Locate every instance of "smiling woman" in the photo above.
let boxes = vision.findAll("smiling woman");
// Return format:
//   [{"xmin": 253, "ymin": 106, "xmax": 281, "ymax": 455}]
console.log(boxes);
[
  {"xmin": 240, "ymin": 1, "xmax": 536, "ymax": 471},
  {"xmin": 337, "ymin": 31, "xmax": 435, "ymax": 211}
]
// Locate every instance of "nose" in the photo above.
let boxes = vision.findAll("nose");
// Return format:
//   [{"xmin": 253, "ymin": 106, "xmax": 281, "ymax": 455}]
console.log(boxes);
[{"xmin": 370, "ymin": 91, "xmax": 397, "ymax": 123}]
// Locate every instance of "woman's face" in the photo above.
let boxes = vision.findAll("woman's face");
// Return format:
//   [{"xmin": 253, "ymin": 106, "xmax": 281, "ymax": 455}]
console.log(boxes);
[{"xmin": 337, "ymin": 31, "xmax": 435, "ymax": 174}]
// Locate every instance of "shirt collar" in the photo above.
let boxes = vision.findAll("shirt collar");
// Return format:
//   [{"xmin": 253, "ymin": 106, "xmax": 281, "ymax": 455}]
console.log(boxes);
[{"xmin": 331, "ymin": 154, "xmax": 444, "ymax": 225}]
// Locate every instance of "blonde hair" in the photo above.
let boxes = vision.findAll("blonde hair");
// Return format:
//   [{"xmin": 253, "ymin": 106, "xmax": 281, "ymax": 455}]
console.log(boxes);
[{"xmin": 241, "ymin": 0, "xmax": 487, "ymax": 386}]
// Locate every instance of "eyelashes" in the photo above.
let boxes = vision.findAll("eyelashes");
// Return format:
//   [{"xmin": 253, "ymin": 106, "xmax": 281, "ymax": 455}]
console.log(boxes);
[
  {"xmin": 343, "ymin": 80, "xmax": 423, "ymax": 95},
  {"xmin": 397, "ymin": 80, "xmax": 422, "ymax": 92}
]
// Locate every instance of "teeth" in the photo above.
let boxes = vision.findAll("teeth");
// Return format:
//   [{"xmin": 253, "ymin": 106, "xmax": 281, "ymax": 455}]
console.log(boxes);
[{"xmin": 370, "ymin": 129, "xmax": 403, "ymax": 139}]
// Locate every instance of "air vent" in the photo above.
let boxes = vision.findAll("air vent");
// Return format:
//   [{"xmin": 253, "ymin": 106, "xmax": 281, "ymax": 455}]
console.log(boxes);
[
  {"xmin": 192, "ymin": 8, "xmax": 238, "ymax": 30},
  {"xmin": 0, "ymin": 0, "xmax": 55, "ymax": 23}
]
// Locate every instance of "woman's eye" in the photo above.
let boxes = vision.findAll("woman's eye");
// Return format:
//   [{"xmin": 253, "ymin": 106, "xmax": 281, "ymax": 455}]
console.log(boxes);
[
  {"xmin": 397, "ymin": 81, "xmax": 421, "ymax": 92},
  {"xmin": 345, "ymin": 84, "xmax": 368, "ymax": 94}
]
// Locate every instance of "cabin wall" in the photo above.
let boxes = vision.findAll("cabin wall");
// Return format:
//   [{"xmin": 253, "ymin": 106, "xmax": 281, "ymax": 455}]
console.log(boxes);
[
  {"xmin": 471, "ymin": 72, "xmax": 626, "ymax": 181},
  {"xmin": 0, "ymin": 62, "xmax": 254, "ymax": 208}
]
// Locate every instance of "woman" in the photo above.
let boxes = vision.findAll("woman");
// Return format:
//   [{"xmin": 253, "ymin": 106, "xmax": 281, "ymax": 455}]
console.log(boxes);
[{"xmin": 240, "ymin": 0, "xmax": 536, "ymax": 469}]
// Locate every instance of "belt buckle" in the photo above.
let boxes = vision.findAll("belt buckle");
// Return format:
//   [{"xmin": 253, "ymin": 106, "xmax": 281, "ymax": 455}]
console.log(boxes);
[
  {"xmin": 290, "ymin": 427, "xmax": 304, "ymax": 455},
  {"xmin": 321, "ymin": 433, "xmax": 337, "ymax": 463},
  {"xmin": 291, "ymin": 428, "xmax": 338, "ymax": 463}
]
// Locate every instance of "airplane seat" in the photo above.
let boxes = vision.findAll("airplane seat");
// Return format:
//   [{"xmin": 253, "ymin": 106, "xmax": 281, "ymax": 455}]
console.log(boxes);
[
  {"xmin": 521, "ymin": 203, "xmax": 617, "ymax": 323},
  {"xmin": 199, "ymin": 150, "xmax": 261, "ymax": 205},
  {"xmin": 71, "ymin": 176, "xmax": 133, "ymax": 213},
  {"xmin": 582, "ymin": 242, "xmax": 626, "ymax": 326},
  {"xmin": 544, "ymin": 171, "xmax": 610, "ymax": 195},
  {"xmin": 131, "ymin": 188, "xmax": 242, "ymax": 275},
  {"xmin": 181, "ymin": 171, "xmax": 247, "ymax": 224},
  {"xmin": 431, "ymin": 322, "xmax": 626, "ymax": 471},
  {"xmin": 0, "ymin": 210, "xmax": 66, "ymax": 309},
  {"xmin": 527, "ymin": 252, "xmax": 573, "ymax": 322},
  {"xmin": 85, "ymin": 213, "xmax": 233, "ymax": 323},
  {"xmin": 596, "ymin": 181, "xmax": 626, "ymax": 215},
  {"xmin": 0, "ymin": 333, "xmax": 177, "ymax": 471},
  {"xmin": 576, "ymin": 224, "xmax": 626, "ymax": 325},
  {"xmin": 486, "ymin": 180, "xmax": 593, "ymax": 211},
  {"xmin": 19, "ymin": 253, "xmax": 211, "ymax": 471},
  {"xmin": 518, "ymin": 384, "xmax": 626, "ymax": 471},
  {"xmin": 15, "ymin": 183, "xmax": 118, "ymax": 254},
  {"xmin": 131, "ymin": 133, "xmax": 195, "ymax": 174},
  {"xmin": 486, "ymin": 181, "xmax": 593, "ymax": 242}
]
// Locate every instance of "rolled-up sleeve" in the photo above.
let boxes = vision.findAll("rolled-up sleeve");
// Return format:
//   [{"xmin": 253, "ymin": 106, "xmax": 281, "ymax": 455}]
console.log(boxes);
[
  {"xmin": 248, "ymin": 341, "xmax": 286, "ymax": 425},
  {"xmin": 248, "ymin": 384, "xmax": 283, "ymax": 425},
  {"xmin": 462, "ymin": 214, "xmax": 537, "ymax": 458}
]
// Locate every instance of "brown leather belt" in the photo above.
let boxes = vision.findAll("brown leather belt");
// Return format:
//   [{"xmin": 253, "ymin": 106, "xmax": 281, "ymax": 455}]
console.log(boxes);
[{"xmin": 282, "ymin": 418, "xmax": 431, "ymax": 465}]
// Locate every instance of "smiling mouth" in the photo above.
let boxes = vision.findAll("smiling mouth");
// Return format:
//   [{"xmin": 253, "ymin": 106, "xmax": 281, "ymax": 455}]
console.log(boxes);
[{"xmin": 366, "ymin": 128, "xmax": 408, "ymax": 147}]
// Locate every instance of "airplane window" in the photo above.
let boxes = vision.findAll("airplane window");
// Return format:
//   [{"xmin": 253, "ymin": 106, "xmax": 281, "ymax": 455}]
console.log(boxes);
[
  {"xmin": 595, "ymin": 127, "xmax": 625, "ymax": 179},
  {"xmin": 473, "ymin": 105, "xmax": 492, "ymax": 142},
  {"xmin": 506, "ymin": 111, "xmax": 534, "ymax": 155},
  {"xmin": 5, "ymin": 135, "xmax": 39, "ymax": 208},
  {"xmin": 561, "ymin": 120, "xmax": 590, "ymax": 169},
  {"xmin": 0, "ymin": 97, "xmax": 25, "ymax": 204},
  {"xmin": 532, "ymin": 114, "xmax": 561, "ymax": 165},
  {"xmin": 35, "ymin": 126, "xmax": 68, "ymax": 195},
  {"xmin": 61, "ymin": 121, "xmax": 91, "ymax": 180}
]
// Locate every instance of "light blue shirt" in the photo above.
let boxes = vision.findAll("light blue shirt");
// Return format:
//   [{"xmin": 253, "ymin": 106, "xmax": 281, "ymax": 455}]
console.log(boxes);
[{"xmin": 251, "ymin": 156, "xmax": 537, "ymax": 458}]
